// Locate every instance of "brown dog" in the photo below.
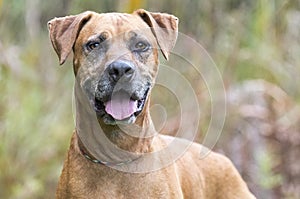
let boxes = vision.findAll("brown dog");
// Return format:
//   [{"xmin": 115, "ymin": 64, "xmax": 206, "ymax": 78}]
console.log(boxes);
[{"xmin": 48, "ymin": 9, "xmax": 256, "ymax": 199}]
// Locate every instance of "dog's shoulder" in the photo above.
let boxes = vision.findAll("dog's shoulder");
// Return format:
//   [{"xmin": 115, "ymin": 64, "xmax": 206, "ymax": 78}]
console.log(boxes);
[
  {"xmin": 157, "ymin": 134, "xmax": 237, "ymax": 176},
  {"xmin": 157, "ymin": 135, "xmax": 255, "ymax": 199},
  {"xmin": 157, "ymin": 134, "xmax": 231, "ymax": 165}
]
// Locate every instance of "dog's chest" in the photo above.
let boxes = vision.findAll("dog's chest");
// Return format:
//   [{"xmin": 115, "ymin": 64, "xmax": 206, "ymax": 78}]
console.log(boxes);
[{"xmin": 71, "ymin": 165, "xmax": 183, "ymax": 199}]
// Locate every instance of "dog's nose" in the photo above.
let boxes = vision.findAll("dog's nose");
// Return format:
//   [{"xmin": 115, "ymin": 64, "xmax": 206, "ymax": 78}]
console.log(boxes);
[{"xmin": 108, "ymin": 61, "xmax": 135, "ymax": 82}]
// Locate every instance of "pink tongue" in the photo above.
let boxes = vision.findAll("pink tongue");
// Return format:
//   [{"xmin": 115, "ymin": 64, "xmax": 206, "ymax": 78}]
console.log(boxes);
[{"xmin": 105, "ymin": 92, "xmax": 137, "ymax": 120}]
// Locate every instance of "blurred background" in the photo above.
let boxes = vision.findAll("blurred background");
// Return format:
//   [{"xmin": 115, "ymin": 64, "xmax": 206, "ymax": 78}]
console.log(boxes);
[{"xmin": 0, "ymin": 0, "xmax": 300, "ymax": 198}]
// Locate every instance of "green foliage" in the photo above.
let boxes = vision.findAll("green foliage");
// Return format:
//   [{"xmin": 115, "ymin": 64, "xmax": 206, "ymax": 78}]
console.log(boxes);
[{"xmin": 257, "ymin": 151, "xmax": 282, "ymax": 189}]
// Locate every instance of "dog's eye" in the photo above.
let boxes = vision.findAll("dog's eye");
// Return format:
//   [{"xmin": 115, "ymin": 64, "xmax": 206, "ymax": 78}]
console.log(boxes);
[
  {"xmin": 134, "ymin": 41, "xmax": 149, "ymax": 52},
  {"xmin": 86, "ymin": 32, "xmax": 108, "ymax": 52},
  {"xmin": 87, "ymin": 42, "xmax": 100, "ymax": 50}
]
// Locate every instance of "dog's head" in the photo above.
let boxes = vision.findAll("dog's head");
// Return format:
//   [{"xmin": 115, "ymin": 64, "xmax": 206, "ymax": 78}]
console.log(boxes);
[{"xmin": 48, "ymin": 9, "xmax": 178, "ymax": 125}]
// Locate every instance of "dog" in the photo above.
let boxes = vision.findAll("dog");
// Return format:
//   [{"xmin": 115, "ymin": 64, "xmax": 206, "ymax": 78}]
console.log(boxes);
[{"xmin": 48, "ymin": 9, "xmax": 256, "ymax": 199}]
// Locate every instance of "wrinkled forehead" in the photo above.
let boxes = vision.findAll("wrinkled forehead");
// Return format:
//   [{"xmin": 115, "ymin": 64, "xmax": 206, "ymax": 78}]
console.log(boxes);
[{"xmin": 78, "ymin": 13, "xmax": 155, "ymax": 42}]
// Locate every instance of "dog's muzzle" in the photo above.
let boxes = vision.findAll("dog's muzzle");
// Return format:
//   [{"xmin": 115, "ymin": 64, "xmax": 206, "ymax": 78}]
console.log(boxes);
[{"xmin": 94, "ymin": 60, "xmax": 151, "ymax": 125}]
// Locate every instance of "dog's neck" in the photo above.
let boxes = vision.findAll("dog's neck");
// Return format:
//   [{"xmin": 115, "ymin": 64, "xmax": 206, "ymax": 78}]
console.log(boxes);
[{"xmin": 76, "ymin": 99, "xmax": 157, "ymax": 166}]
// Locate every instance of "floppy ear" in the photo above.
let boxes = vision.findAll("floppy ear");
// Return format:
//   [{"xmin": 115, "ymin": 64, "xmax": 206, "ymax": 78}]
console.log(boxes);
[
  {"xmin": 47, "ymin": 11, "xmax": 94, "ymax": 65},
  {"xmin": 134, "ymin": 9, "xmax": 178, "ymax": 60}
]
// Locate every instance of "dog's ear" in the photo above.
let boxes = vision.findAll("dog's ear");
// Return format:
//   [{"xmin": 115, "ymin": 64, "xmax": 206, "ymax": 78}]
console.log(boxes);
[
  {"xmin": 47, "ymin": 11, "xmax": 93, "ymax": 65},
  {"xmin": 134, "ymin": 9, "xmax": 178, "ymax": 60}
]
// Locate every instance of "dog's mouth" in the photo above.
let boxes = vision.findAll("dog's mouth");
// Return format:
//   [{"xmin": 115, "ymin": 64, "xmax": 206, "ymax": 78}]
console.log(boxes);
[{"xmin": 94, "ymin": 87, "xmax": 150, "ymax": 125}]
